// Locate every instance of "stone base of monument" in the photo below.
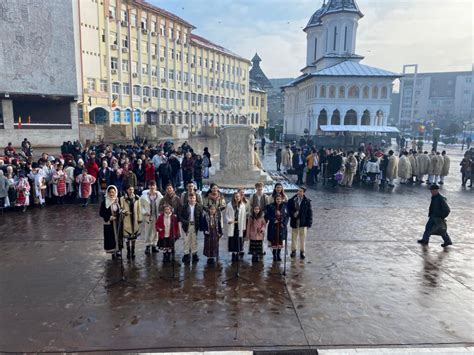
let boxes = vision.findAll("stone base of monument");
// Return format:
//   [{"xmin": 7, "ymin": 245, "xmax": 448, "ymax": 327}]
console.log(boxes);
[{"xmin": 210, "ymin": 168, "xmax": 273, "ymax": 189}]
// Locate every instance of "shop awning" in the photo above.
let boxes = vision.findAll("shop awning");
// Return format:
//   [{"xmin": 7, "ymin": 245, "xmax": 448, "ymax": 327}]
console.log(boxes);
[{"xmin": 320, "ymin": 125, "xmax": 400, "ymax": 133}]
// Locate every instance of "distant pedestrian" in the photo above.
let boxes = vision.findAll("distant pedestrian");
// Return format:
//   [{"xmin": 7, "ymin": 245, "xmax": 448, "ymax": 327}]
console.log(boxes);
[
  {"xmin": 292, "ymin": 148, "xmax": 305, "ymax": 185},
  {"xmin": 261, "ymin": 137, "xmax": 266, "ymax": 156},
  {"xmin": 275, "ymin": 146, "xmax": 282, "ymax": 171},
  {"xmin": 417, "ymin": 184, "xmax": 452, "ymax": 247}
]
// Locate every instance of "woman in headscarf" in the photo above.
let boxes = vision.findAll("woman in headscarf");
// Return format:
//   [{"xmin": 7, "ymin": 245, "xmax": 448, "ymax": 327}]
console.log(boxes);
[{"xmin": 99, "ymin": 185, "xmax": 122, "ymax": 259}]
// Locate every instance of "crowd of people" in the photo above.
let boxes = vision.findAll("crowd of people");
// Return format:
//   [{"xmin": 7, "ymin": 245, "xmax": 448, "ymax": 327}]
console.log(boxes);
[
  {"xmin": 100, "ymin": 181, "xmax": 312, "ymax": 265},
  {"xmin": 276, "ymin": 140, "xmax": 473, "ymax": 189},
  {"xmin": 0, "ymin": 139, "xmax": 212, "ymax": 211}
]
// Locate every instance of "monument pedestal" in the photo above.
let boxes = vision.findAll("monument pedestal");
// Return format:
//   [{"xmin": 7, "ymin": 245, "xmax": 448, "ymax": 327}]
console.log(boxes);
[
  {"xmin": 209, "ymin": 125, "xmax": 273, "ymax": 188},
  {"xmin": 211, "ymin": 168, "xmax": 273, "ymax": 189}
]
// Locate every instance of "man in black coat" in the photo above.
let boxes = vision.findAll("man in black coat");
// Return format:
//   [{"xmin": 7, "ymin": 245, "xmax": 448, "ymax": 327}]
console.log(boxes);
[
  {"xmin": 287, "ymin": 187, "xmax": 313, "ymax": 259},
  {"xmin": 417, "ymin": 184, "xmax": 452, "ymax": 247},
  {"xmin": 292, "ymin": 148, "xmax": 306, "ymax": 185}
]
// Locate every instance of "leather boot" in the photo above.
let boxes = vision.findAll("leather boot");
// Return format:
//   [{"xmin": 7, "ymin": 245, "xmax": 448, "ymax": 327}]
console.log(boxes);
[
  {"xmin": 126, "ymin": 245, "xmax": 131, "ymax": 259},
  {"xmin": 277, "ymin": 249, "xmax": 282, "ymax": 261},
  {"xmin": 131, "ymin": 245, "xmax": 135, "ymax": 259},
  {"xmin": 272, "ymin": 249, "xmax": 277, "ymax": 261}
]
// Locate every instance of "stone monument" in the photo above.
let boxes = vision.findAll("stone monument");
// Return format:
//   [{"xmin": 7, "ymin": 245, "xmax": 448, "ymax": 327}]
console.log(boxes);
[{"xmin": 211, "ymin": 125, "xmax": 272, "ymax": 188}]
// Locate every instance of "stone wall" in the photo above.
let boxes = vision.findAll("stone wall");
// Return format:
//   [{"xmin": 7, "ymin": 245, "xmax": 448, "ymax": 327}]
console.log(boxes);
[{"xmin": 79, "ymin": 124, "xmax": 105, "ymax": 144}]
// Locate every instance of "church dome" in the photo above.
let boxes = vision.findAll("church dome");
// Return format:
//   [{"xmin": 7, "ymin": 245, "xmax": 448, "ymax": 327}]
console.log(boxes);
[{"xmin": 304, "ymin": 0, "xmax": 363, "ymax": 31}]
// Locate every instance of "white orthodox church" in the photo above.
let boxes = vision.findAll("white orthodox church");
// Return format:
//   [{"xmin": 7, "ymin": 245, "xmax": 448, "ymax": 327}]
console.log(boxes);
[{"xmin": 283, "ymin": 0, "xmax": 401, "ymax": 140}]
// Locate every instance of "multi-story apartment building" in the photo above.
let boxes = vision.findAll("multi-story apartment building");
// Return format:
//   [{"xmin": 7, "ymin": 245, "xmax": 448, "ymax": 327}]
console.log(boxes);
[
  {"xmin": 78, "ymin": 0, "xmax": 253, "ymax": 138},
  {"xmin": 399, "ymin": 64, "xmax": 473, "ymax": 129}
]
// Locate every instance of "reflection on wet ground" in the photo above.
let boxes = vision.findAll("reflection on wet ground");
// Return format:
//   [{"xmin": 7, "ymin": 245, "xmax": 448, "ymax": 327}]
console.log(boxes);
[{"xmin": 0, "ymin": 142, "xmax": 472, "ymax": 352}]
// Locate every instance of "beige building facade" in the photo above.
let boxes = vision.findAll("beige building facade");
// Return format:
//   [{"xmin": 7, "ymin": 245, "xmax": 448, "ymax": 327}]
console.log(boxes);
[{"xmin": 78, "ymin": 0, "xmax": 259, "ymax": 139}]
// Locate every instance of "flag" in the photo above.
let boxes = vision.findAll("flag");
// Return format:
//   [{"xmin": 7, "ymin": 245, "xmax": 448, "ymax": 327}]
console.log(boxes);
[{"xmin": 18, "ymin": 116, "xmax": 22, "ymax": 129}]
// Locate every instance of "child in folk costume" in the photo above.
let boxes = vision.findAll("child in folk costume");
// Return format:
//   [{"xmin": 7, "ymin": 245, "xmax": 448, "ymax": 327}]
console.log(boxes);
[
  {"xmin": 99, "ymin": 185, "xmax": 122, "ymax": 260},
  {"xmin": 64, "ymin": 162, "xmax": 75, "ymax": 197},
  {"xmin": 265, "ymin": 194, "xmax": 289, "ymax": 262},
  {"xmin": 246, "ymin": 205, "xmax": 267, "ymax": 263},
  {"xmin": 120, "ymin": 185, "xmax": 142, "ymax": 259},
  {"xmin": 140, "ymin": 180, "xmax": 163, "ymax": 255},
  {"xmin": 224, "ymin": 192, "xmax": 247, "ymax": 262},
  {"xmin": 155, "ymin": 204, "xmax": 180, "ymax": 262},
  {"xmin": 52, "ymin": 164, "xmax": 67, "ymax": 204},
  {"xmin": 28, "ymin": 164, "xmax": 47, "ymax": 207},
  {"xmin": 76, "ymin": 169, "xmax": 97, "ymax": 207},
  {"xmin": 15, "ymin": 172, "xmax": 30, "ymax": 212},
  {"xmin": 201, "ymin": 204, "xmax": 223, "ymax": 265}
]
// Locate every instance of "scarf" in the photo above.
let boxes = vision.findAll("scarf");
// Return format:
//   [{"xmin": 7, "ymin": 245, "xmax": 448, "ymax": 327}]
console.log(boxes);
[{"xmin": 105, "ymin": 185, "xmax": 119, "ymax": 209}]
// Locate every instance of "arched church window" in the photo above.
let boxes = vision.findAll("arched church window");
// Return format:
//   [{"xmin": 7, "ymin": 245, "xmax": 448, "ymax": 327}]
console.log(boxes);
[
  {"xmin": 333, "ymin": 27, "xmax": 337, "ymax": 51},
  {"xmin": 381, "ymin": 86, "xmax": 388, "ymax": 99},
  {"xmin": 315, "ymin": 84, "xmax": 318, "ymax": 98},
  {"xmin": 320, "ymin": 85, "xmax": 326, "ymax": 98},
  {"xmin": 344, "ymin": 26, "xmax": 348, "ymax": 51},
  {"xmin": 372, "ymin": 86, "xmax": 379, "ymax": 99},
  {"xmin": 338, "ymin": 86, "xmax": 345, "ymax": 98},
  {"xmin": 314, "ymin": 37, "xmax": 318, "ymax": 60},
  {"xmin": 329, "ymin": 85, "xmax": 336, "ymax": 98},
  {"xmin": 363, "ymin": 86, "xmax": 369, "ymax": 99},
  {"xmin": 348, "ymin": 86, "xmax": 359, "ymax": 99}
]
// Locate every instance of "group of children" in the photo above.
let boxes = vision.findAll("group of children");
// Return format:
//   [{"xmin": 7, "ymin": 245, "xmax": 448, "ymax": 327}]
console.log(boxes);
[{"xmin": 99, "ymin": 181, "xmax": 313, "ymax": 265}]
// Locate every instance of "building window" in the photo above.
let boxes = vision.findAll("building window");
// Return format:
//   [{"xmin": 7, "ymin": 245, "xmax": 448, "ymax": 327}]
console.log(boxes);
[
  {"xmin": 169, "ymin": 69, "xmax": 175, "ymax": 80},
  {"xmin": 348, "ymin": 86, "xmax": 360, "ymax": 98},
  {"xmin": 109, "ymin": 31, "xmax": 118, "ymax": 45},
  {"xmin": 329, "ymin": 85, "xmax": 336, "ymax": 98},
  {"xmin": 142, "ymin": 40, "xmax": 148, "ymax": 53},
  {"xmin": 372, "ymin": 86, "xmax": 379, "ymax": 99},
  {"xmin": 141, "ymin": 14, "xmax": 147, "ymax": 29},
  {"xmin": 314, "ymin": 37, "xmax": 318, "ymax": 60},
  {"xmin": 121, "ymin": 59, "xmax": 129, "ymax": 72},
  {"xmin": 344, "ymin": 26, "xmax": 348, "ymax": 51},
  {"xmin": 177, "ymin": 91, "xmax": 182, "ymax": 100},
  {"xmin": 362, "ymin": 86, "xmax": 369, "ymax": 99},
  {"xmin": 110, "ymin": 57, "xmax": 119, "ymax": 70},
  {"xmin": 112, "ymin": 110, "xmax": 121, "ymax": 123},
  {"xmin": 151, "ymin": 66, "xmax": 158, "ymax": 77},
  {"xmin": 320, "ymin": 85, "xmax": 326, "ymax": 98},
  {"xmin": 152, "ymin": 88, "xmax": 159, "ymax": 97},
  {"xmin": 333, "ymin": 26, "xmax": 337, "ymax": 51},
  {"xmin": 184, "ymin": 92, "xmax": 189, "ymax": 101},
  {"xmin": 134, "ymin": 110, "xmax": 141, "ymax": 123},
  {"xmin": 151, "ymin": 20, "xmax": 157, "ymax": 33},
  {"xmin": 338, "ymin": 86, "xmax": 345, "ymax": 98},
  {"xmin": 142, "ymin": 63, "xmax": 148, "ymax": 74},
  {"xmin": 160, "ymin": 19, "xmax": 165, "ymax": 36},
  {"xmin": 132, "ymin": 61, "xmax": 138, "ymax": 74},
  {"xmin": 87, "ymin": 78, "xmax": 96, "ymax": 91},
  {"xmin": 124, "ymin": 110, "xmax": 131, "ymax": 123},
  {"xmin": 170, "ymin": 90, "xmax": 176, "ymax": 99},
  {"xmin": 381, "ymin": 86, "xmax": 388, "ymax": 99},
  {"xmin": 100, "ymin": 80, "xmax": 107, "ymax": 92},
  {"xmin": 130, "ymin": 13, "xmax": 137, "ymax": 27},
  {"xmin": 161, "ymin": 89, "xmax": 168, "ymax": 99},
  {"xmin": 466, "ymin": 77, "xmax": 472, "ymax": 83},
  {"xmin": 123, "ymin": 83, "xmax": 130, "ymax": 95},
  {"xmin": 131, "ymin": 38, "xmax": 138, "ymax": 51},
  {"xmin": 108, "ymin": 4, "xmax": 116, "ymax": 19},
  {"xmin": 133, "ymin": 85, "xmax": 141, "ymax": 96},
  {"xmin": 121, "ymin": 35, "xmax": 128, "ymax": 48},
  {"xmin": 143, "ymin": 87, "xmax": 151, "ymax": 97},
  {"xmin": 261, "ymin": 97, "xmax": 265, "ymax": 107}
]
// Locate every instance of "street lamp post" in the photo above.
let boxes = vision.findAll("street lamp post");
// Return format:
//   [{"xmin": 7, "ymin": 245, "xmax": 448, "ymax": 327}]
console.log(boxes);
[{"xmin": 461, "ymin": 120, "xmax": 469, "ymax": 151}]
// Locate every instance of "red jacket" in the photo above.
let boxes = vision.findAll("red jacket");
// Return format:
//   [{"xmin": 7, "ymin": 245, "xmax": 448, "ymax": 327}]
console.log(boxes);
[
  {"xmin": 86, "ymin": 160, "xmax": 99, "ymax": 179},
  {"xmin": 155, "ymin": 213, "xmax": 180, "ymax": 240},
  {"xmin": 145, "ymin": 163, "xmax": 155, "ymax": 182}
]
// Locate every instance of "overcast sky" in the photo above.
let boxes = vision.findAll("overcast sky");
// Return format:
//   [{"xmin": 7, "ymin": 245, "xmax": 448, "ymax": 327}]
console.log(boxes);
[{"xmin": 154, "ymin": 0, "xmax": 473, "ymax": 79}]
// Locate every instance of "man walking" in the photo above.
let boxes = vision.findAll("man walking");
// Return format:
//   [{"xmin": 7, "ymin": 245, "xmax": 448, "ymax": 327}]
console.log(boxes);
[
  {"xmin": 417, "ymin": 184, "xmax": 452, "ymax": 247},
  {"xmin": 292, "ymin": 148, "xmax": 306, "ymax": 185},
  {"xmin": 287, "ymin": 187, "xmax": 312, "ymax": 259}
]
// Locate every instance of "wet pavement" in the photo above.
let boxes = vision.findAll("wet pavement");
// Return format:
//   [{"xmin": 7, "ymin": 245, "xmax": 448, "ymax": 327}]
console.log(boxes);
[{"xmin": 0, "ymin": 142, "xmax": 472, "ymax": 353}]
